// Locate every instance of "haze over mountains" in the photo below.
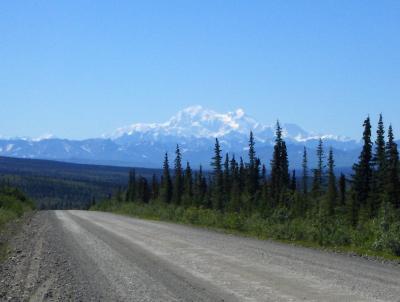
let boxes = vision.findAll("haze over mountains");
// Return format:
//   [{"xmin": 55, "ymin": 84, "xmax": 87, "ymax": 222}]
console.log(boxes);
[{"xmin": 0, "ymin": 106, "xmax": 361, "ymax": 168}]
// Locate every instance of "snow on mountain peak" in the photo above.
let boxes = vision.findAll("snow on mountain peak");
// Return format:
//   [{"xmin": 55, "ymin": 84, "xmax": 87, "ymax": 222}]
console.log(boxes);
[{"xmin": 108, "ymin": 106, "xmax": 350, "ymax": 144}]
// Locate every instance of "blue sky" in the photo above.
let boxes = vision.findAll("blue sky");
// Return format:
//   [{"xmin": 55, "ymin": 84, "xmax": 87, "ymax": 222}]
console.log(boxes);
[{"xmin": 0, "ymin": 1, "xmax": 399, "ymax": 139}]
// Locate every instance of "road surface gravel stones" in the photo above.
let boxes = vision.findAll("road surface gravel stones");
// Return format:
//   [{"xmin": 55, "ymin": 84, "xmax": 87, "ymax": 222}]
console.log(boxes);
[{"xmin": 1, "ymin": 210, "xmax": 400, "ymax": 302}]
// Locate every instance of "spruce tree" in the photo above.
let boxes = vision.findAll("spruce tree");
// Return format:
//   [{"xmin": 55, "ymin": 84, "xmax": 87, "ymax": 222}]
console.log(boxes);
[
  {"xmin": 351, "ymin": 116, "xmax": 373, "ymax": 225},
  {"xmin": 374, "ymin": 114, "xmax": 387, "ymax": 185},
  {"xmin": 160, "ymin": 152, "xmax": 172, "ymax": 203},
  {"xmin": 126, "ymin": 169, "xmax": 136, "ymax": 202},
  {"xmin": 326, "ymin": 147, "xmax": 337, "ymax": 215},
  {"xmin": 239, "ymin": 157, "xmax": 245, "ymax": 191},
  {"xmin": 246, "ymin": 131, "xmax": 260, "ymax": 210},
  {"xmin": 223, "ymin": 153, "xmax": 231, "ymax": 205},
  {"xmin": 193, "ymin": 165, "xmax": 207, "ymax": 207},
  {"xmin": 182, "ymin": 162, "xmax": 193, "ymax": 207},
  {"xmin": 385, "ymin": 125, "xmax": 400, "ymax": 208},
  {"xmin": 172, "ymin": 144, "xmax": 183, "ymax": 205},
  {"xmin": 302, "ymin": 147, "xmax": 308, "ymax": 196},
  {"xmin": 270, "ymin": 121, "xmax": 289, "ymax": 206},
  {"xmin": 228, "ymin": 162, "xmax": 242, "ymax": 213},
  {"xmin": 312, "ymin": 138, "xmax": 324, "ymax": 197},
  {"xmin": 211, "ymin": 138, "xmax": 224, "ymax": 211},
  {"xmin": 338, "ymin": 173, "xmax": 346, "ymax": 206},
  {"xmin": 261, "ymin": 164, "xmax": 267, "ymax": 184},
  {"xmin": 290, "ymin": 170, "xmax": 297, "ymax": 192},
  {"xmin": 137, "ymin": 177, "xmax": 150, "ymax": 203},
  {"xmin": 370, "ymin": 114, "xmax": 386, "ymax": 213},
  {"xmin": 151, "ymin": 174, "xmax": 159, "ymax": 200}
]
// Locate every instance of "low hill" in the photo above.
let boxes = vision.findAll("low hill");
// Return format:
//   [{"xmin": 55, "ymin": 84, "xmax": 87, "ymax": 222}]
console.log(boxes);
[{"xmin": 0, "ymin": 156, "xmax": 160, "ymax": 209}]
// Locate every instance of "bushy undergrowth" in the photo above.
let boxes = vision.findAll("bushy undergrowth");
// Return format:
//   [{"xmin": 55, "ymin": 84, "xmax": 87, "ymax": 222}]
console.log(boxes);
[
  {"xmin": 0, "ymin": 186, "xmax": 35, "ymax": 229},
  {"xmin": 92, "ymin": 199, "xmax": 400, "ymax": 258}
]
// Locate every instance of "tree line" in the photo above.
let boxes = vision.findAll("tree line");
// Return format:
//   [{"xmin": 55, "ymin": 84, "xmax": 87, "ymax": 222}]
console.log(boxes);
[{"xmin": 122, "ymin": 114, "xmax": 400, "ymax": 227}]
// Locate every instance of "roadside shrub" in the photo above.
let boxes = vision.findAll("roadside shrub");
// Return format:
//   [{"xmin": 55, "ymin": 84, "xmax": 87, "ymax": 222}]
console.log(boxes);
[
  {"xmin": 0, "ymin": 208, "xmax": 18, "ymax": 227},
  {"xmin": 196, "ymin": 208, "xmax": 221, "ymax": 227},
  {"xmin": 222, "ymin": 212, "xmax": 245, "ymax": 231},
  {"xmin": 182, "ymin": 207, "xmax": 200, "ymax": 224}
]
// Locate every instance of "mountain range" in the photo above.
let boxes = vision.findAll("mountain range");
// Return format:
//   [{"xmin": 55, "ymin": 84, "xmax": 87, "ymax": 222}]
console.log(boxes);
[{"xmin": 0, "ymin": 106, "xmax": 362, "ymax": 169}]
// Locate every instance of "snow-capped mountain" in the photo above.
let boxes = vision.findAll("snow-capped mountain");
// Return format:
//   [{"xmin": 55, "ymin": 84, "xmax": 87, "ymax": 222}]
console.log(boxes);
[
  {"xmin": 0, "ymin": 106, "xmax": 361, "ymax": 168},
  {"xmin": 109, "ymin": 105, "xmax": 353, "ymax": 144}
]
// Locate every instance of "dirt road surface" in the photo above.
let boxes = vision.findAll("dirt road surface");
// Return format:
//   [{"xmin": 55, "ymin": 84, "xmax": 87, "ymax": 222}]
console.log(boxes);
[{"xmin": 1, "ymin": 210, "xmax": 400, "ymax": 301}]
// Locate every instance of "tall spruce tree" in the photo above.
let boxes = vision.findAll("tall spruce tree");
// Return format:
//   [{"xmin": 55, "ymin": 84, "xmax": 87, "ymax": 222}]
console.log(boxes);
[
  {"xmin": 326, "ymin": 147, "xmax": 337, "ymax": 214},
  {"xmin": 270, "ymin": 121, "xmax": 289, "ymax": 206},
  {"xmin": 246, "ymin": 131, "xmax": 260, "ymax": 209},
  {"xmin": 182, "ymin": 162, "xmax": 193, "ymax": 207},
  {"xmin": 351, "ymin": 117, "xmax": 373, "ymax": 224},
  {"xmin": 261, "ymin": 164, "xmax": 267, "ymax": 183},
  {"xmin": 151, "ymin": 174, "xmax": 159, "ymax": 200},
  {"xmin": 172, "ymin": 145, "xmax": 183, "ymax": 205},
  {"xmin": 338, "ymin": 173, "xmax": 346, "ymax": 206},
  {"xmin": 370, "ymin": 114, "xmax": 386, "ymax": 213},
  {"xmin": 228, "ymin": 158, "xmax": 241, "ymax": 213},
  {"xmin": 290, "ymin": 170, "xmax": 297, "ymax": 192},
  {"xmin": 302, "ymin": 147, "xmax": 308, "ymax": 196},
  {"xmin": 137, "ymin": 177, "xmax": 150, "ymax": 203},
  {"xmin": 223, "ymin": 153, "xmax": 231, "ymax": 204},
  {"xmin": 385, "ymin": 125, "xmax": 400, "ymax": 208},
  {"xmin": 211, "ymin": 138, "xmax": 224, "ymax": 211},
  {"xmin": 239, "ymin": 157, "xmax": 245, "ymax": 191},
  {"xmin": 312, "ymin": 138, "xmax": 325, "ymax": 197},
  {"xmin": 126, "ymin": 169, "xmax": 136, "ymax": 202},
  {"xmin": 193, "ymin": 165, "xmax": 207, "ymax": 207},
  {"xmin": 374, "ymin": 114, "xmax": 387, "ymax": 184},
  {"xmin": 160, "ymin": 153, "xmax": 172, "ymax": 203}
]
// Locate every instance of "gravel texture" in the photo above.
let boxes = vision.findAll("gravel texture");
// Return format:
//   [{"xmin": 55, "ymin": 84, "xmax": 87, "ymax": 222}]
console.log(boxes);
[{"xmin": 1, "ymin": 210, "xmax": 400, "ymax": 301}]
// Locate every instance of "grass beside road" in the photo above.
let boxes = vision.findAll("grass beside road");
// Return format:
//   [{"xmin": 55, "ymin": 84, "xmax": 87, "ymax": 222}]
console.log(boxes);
[
  {"xmin": 0, "ymin": 186, "xmax": 35, "ymax": 261},
  {"xmin": 92, "ymin": 199, "xmax": 400, "ymax": 261}
]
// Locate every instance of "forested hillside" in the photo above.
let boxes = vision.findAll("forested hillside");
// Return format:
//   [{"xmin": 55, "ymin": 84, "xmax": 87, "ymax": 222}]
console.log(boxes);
[
  {"xmin": 95, "ymin": 114, "xmax": 400, "ymax": 257},
  {"xmin": 0, "ymin": 157, "xmax": 160, "ymax": 209}
]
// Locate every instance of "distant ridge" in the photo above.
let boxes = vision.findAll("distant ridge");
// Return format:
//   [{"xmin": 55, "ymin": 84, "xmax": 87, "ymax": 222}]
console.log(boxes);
[{"xmin": 0, "ymin": 106, "xmax": 361, "ymax": 168}]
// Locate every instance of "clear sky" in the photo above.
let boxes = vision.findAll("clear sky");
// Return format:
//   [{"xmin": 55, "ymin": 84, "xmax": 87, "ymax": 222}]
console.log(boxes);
[{"xmin": 1, "ymin": 1, "xmax": 399, "ymax": 140}]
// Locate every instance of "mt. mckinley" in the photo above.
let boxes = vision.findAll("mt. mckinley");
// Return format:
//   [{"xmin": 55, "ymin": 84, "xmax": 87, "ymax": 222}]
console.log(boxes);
[{"xmin": 0, "ymin": 106, "xmax": 361, "ymax": 168}]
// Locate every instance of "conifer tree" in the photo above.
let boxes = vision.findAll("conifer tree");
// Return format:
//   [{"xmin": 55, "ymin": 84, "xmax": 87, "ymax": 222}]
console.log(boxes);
[
  {"xmin": 351, "ymin": 117, "xmax": 373, "ymax": 224},
  {"xmin": 374, "ymin": 114, "xmax": 387, "ymax": 185},
  {"xmin": 281, "ymin": 142, "xmax": 289, "ymax": 187},
  {"xmin": 182, "ymin": 162, "xmax": 193, "ymax": 207},
  {"xmin": 338, "ymin": 173, "xmax": 346, "ymax": 206},
  {"xmin": 223, "ymin": 153, "xmax": 231, "ymax": 204},
  {"xmin": 270, "ymin": 121, "xmax": 289, "ymax": 206},
  {"xmin": 312, "ymin": 138, "xmax": 324, "ymax": 197},
  {"xmin": 151, "ymin": 174, "xmax": 159, "ymax": 200},
  {"xmin": 246, "ymin": 131, "xmax": 260, "ymax": 209},
  {"xmin": 160, "ymin": 153, "xmax": 172, "ymax": 203},
  {"xmin": 290, "ymin": 170, "xmax": 297, "ymax": 192},
  {"xmin": 302, "ymin": 147, "xmax": 308, "ymax": 196},
  {"xmin": 230, "ymin": 155, "xmax": 237, "ymax": 179},
  {"xmin": 172, "ymin": 145, "xmax": 183, "ymax": 205},
  {"xmin": 261, "ymin": 164, "xmax": 267, "ymax": 184},
  {"xmin": 369, "ymin": 114, "xmax": 386, "ymax": 213},
  {"xmin": 126, "ymin": 169, "xmax": 136, "ymax": 201},
  {"xmin": 385, "ymin": 125, "xmax": 400, "ymax": 208},
  {"xmin": 228, "ymin": 165, "xmax": 242, "ymax": 213},
  {"xmin": 326, "ymin": 147, "xmax": 337, "ymax": 214},
  {"xmin": 135, "ymin": 176, "xmax": 149, "ymax": 203},
  {"xmin": 239, "ymin": 157, "xmax": 245, "ymax": 191},
  {"xmin": 193, "ymin": 165, "xmax": 207, "ymax": 207},
  {"xmin": 211, "ymin": 138, "xmax": 224, "ymax": 211}
]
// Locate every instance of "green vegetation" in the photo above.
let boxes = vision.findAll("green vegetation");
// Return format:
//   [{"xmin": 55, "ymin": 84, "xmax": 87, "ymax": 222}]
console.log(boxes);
[
  {"xmin": 0, "ymin": 185, "xmax": 35, "ymax": 227},
  {"xmin": 94, "ymin": 115, "xmax": 400, "ymax": 258},
  {"xmin": 0, "ymin": 156, "xmax": 160, "ymax": 209},
  {"xmin": 0, "ymin": 184, "xmax": 35, "ymax": 259}
]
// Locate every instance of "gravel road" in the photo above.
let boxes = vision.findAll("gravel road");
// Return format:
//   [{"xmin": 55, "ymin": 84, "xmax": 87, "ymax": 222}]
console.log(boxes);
[{"xmin": 1, "ymin": 210, "xmax": 400, "ymax": 301}]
